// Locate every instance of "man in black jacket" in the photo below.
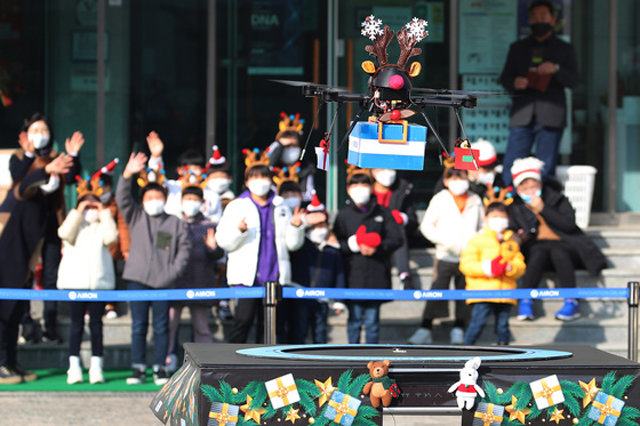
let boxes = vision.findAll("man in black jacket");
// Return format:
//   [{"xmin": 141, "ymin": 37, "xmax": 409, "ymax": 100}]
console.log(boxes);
[
  {"xmin": 499, "ymin": 0, "xmax": 578, "ymax": 185},
  {"xmin": 509, "ymin": 157, "xmax": 607, "ymax": 321},
  {"xmin": 333, "ymin": 172, "xmax": 403, "ymax": 344}
]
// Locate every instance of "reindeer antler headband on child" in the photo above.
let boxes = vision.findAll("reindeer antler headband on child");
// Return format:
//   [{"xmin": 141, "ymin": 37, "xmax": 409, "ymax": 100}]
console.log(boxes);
[{"xmin": 76, "ymin": 158, "xmax": 119, "ymax": 200}]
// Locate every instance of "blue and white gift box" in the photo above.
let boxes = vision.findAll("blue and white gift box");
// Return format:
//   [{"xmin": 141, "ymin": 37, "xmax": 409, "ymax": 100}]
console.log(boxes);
[
  {"xmin": 587, "ymin": 391, "xmax": 625, "ymax": 425},
  {"xmin": 323, "ymin": 390, "xmax": 361, "ymax": 426},
  {"xmin": 347, "ymin": 121, "xmax": 427, "ymax": 170}
]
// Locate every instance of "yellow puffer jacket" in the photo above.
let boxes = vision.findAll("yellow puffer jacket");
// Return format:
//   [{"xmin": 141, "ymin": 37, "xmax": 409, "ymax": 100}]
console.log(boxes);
[{"xmin": 459, "ymin": 228, "xmax": 526, "ymax": 305}]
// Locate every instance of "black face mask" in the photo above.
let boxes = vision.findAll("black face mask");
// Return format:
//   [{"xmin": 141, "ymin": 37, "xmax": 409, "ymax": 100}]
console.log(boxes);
[{"xmin": 531, "ymin": 22, "xmax": 553, "ymax": 37}]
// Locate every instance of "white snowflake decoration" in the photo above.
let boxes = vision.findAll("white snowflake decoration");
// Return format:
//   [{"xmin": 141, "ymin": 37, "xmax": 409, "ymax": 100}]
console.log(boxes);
[
  {"xmin": 361, "ymin": 15, "xmax": 384, "ymax": 40},
  {"xmin": 405, "ymin": 17, "xmax": 429, "ymax": 42}
]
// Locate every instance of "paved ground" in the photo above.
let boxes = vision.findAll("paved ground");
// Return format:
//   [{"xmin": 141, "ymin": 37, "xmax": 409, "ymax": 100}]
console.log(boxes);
[{"xmin": 0, "ymin": 392, "xmax": 158, "ymax": 425}]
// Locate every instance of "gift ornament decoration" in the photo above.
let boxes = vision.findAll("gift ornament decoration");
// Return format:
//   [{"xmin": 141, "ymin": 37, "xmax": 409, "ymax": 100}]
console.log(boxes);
[
  {"xmin": 323, "ymin": 390, "xmax": 361, "ymax": 426},
  {"xmin": 473, "ymin": 402, "xmax": 504, "ymax": 426},
  {"xmin": 588, "ymin": 391, "xmax": 625, "ymax": 425},
  {"xmin": 208, "ymin": 402, "xmax": 239, "ymax": 426},
  {"xmin": 265, "ymin": 373, "xmax": 301, "ymax": 409},
  {"xmin": 529, "ymin": 374, "xmax": 565, "ymax": 410}
]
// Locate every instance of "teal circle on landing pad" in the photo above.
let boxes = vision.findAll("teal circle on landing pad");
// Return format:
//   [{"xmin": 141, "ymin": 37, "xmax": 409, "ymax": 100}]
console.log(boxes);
[{"xmin": 237, "ymin": 344, "xmax": 573, "ymax": 363}]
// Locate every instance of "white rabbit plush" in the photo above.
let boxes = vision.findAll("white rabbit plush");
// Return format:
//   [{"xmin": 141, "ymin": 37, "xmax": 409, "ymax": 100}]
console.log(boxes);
[{"xmin": 447, "ymin": 357, "xmax": 485, "ymax": 410}]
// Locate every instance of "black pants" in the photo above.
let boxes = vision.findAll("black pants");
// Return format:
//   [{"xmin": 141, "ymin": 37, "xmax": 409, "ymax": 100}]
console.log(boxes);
[
  {"xmin": 0, "ymin": 301, "xmax": 27, "ymax": 367},
  {"xmin": 521, "ymin": 240, "xmax": 578, "ymax": 289},
  {"xmin": 229, "ymin": 298, "xmax": 263, "ymax": 344},
  {"xmin": 421, "ymin": 260, "xmax": 469, "ymax": 328},
  {"xmin": 68, "ymin": 301, "xmax": 105, "ymax": 357},
  {"xmin": 41, "ymin": 233, "xmax": 61, "ymax": 334},
  {"xmin": 392, "ymin": 235, "xmax": 411, "ymax": 277}
]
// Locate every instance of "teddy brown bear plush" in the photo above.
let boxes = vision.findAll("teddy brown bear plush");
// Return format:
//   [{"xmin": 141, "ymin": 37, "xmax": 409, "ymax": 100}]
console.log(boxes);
[{"xmin": 362, "ymin": 360, "xmax": 400, "ymax": 408}]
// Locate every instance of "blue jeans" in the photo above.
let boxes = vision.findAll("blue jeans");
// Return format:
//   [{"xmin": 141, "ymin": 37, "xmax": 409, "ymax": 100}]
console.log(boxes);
[
  {"xmin": 310, "ymin": 301, "xmax": 329, "ymax": 344},
  {"xmin": 464, "ymin": 302, "xmax": 512, "ymax": 345},
  {"xmin": 347, "ymin": 301, "xmax": 381, "ymax": 344},
  {"xmin": 128, "ymin": 281, "xmax": 170, "ymax": 368},
  {"xmin": 502, "ymin": 119, "xmax": 563, "ymax": 185}
]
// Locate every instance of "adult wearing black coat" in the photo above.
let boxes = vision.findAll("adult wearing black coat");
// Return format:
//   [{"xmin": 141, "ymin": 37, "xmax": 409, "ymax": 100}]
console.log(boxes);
[
  {"xmin": 333, "ymin": 172, "xmax": 403, "ymax": 344},
  {"xmin": 0, "ymin": 121, "xmax": 77, "ymax": 382},
  {"xmin": 508, "ymin": 157, "xmax": 607, "ymax": 322}
]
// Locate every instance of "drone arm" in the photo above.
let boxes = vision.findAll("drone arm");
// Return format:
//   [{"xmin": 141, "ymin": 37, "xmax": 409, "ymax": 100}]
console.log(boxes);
[{"xmin": 418, "ymin": 108, "xmax": 449, "ymax": 157}]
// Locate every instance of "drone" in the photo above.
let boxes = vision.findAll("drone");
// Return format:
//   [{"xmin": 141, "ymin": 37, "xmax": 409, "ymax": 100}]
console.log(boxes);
[{"xmin": 274, "ymin": 15, "xmax": 507, "ymax": 171}]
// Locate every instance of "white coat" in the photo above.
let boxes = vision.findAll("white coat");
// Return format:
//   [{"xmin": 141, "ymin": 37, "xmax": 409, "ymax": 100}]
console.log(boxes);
[
  {"xmin": 420, "ymin": 189, "xmax": 484, "ymax": 263},
  {"xmin": 57, "ymin": 208, "xmax": 119, "ymax": 290},
  {"xmin": 215, "ymin": 194, "xmax": 305, "ymax": 286}
]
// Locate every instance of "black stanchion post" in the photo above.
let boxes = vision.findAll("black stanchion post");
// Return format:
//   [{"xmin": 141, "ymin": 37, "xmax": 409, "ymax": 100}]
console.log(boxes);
[
  {"xmin": 628, "ymin": 281, "xmax": 639, "ymax": 362},
  {"xmin": 264, "ymin": 281, "xmax": 280, "ymax": 345}
]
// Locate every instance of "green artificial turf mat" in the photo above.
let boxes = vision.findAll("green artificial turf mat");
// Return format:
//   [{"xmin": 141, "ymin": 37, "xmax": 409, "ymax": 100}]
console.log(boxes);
[{"xmin": 0, "ymin": 368, "xmax": 163, "ymax": 392}]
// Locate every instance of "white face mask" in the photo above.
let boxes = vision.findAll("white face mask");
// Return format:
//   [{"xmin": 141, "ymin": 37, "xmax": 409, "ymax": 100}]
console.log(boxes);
[
  {"xmin": 28, "ymin": 133, "xmax": 50, "ymax": 149},
  {"xmin": 281, "ymin": 146, "xmax": 301, "ymax": 165},
  {"xmin": 349, "ymin": 186, "xmax": 371, "ymax": 205},
  {"xmin": 99, "ymin": 192, "xmax": 112, "ymax": 204},
  {"xmin": 487, "ymin": 217, "xmax": 509, "ymax": 234},
  {"xmin": 374, "ymin": 170, "xmax": 397, "ymax": 187},
  {"xmin": 83, "ymin": 208, "xmax": 100, "ymax": 224},
  {"xmin": 207, "ymin": 178, "xmax": 232, "ymax": 194},
  {"xmin": 448, "ymin": 179, "xmax": 469, "ymax": 196},
  {"xmin": 247, "ymin": 179, "xmax": 272, "ymax": 197},
  {"xmin": 143, "ymin": 199, "xmax": 165, "ymax": 216},
  {"xmin": 476, "ymin": 172, "xmax": 495, "ymax": 186},
  {"xmin": 282, "ymin": 197, "xmax": 301, "ymax": 211},
  {"xmin": 39, "ymin": 174, "xmax": 60, "ymax": 194},
  {"xmin": 182, "ymin": 200, "xmax": 202, "ymax": 217},
  {"xmin": 308, "ymin": 227, "xmax": 329, "ymax": 244}
]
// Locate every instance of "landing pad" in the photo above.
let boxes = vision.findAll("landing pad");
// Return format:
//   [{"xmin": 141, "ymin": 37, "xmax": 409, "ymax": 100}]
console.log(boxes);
[{"xmin": 152, "ymin": 344, "xmax": 640, "ymax": 425}]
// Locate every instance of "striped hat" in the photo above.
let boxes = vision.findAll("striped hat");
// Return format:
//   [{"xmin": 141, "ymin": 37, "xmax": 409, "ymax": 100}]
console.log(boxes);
[{"xmin": 511, "ymin": 157, "xmax": 545, "ymax": 187}]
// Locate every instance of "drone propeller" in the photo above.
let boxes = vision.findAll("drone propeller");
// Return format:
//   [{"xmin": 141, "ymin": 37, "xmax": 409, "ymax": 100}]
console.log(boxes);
[
  {"xmin": 411, "ymin": 87, "xmax": 512, "ymax": 97},
  {"xmin": 270, "ymin": 79, "xmax": 351, "ymax": 92}
]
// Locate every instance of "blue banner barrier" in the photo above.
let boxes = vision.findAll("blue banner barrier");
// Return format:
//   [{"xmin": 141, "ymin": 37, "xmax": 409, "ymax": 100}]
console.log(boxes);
[
  {"xmin": 0, "ymin": 286, "xmax": 629, "ymax": 302},
  {"xmin": 0, "ymin": 287, "xmax": 265, "ymax": 302},
  {"xmin": 282, "ymin": 287, "xmax": 630, "ymax": 301}
]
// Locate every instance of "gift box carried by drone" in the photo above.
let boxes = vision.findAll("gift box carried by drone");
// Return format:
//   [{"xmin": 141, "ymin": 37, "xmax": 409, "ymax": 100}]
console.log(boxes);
[{"xmin": 276, "ymin": 15, "xmax": 501, "ymax": 172}]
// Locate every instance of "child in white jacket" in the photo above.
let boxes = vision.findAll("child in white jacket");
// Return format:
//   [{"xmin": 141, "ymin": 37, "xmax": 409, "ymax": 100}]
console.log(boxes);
[
  {"xmin": 216, "ymin": 164, "xmax": 305, "ymax": 343},
  {"xmin": 408, "ymin": 167, "xmax": 483, "ymax": 345},
  {"xmin": 57, "ymin": 192, "xmax": 118, "ymax": 385}
]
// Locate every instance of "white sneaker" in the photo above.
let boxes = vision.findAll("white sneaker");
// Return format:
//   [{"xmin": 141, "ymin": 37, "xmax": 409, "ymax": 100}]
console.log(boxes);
[
  {"xmin": 89, "ymin": 356, "xmax": 104, "ymax": 384},
  {"xmin": 105, "ymin": 310, "xmax": 118, "ymax": 320},
  {"xmin": 67, "ymin": 365, "xmax": 83, "ymax": 384},
  {"xmin": 407, "ymin": 328, "xmax": 433, "ymax": 345},
  {"xmin": 450, "ymin": 327, "xmax": 464, "ymax": 345}
]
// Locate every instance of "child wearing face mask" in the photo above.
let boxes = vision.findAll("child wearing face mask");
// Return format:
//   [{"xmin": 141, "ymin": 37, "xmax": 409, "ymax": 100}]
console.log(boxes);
[
  {"xmin": 57, "ymin": 192, "xmax": 118, "ymax": 384},
  {"xmin": 371, "ymin": 168, "xmax": 418, "ymax": 289},
  {"xmin": 166, "ymin": 185, "xmax": 224, "ymax": 370},
  {"xmin": 459, "ymin": 202, "xmax": 526, "ymax": 345},
  {"xmin": 333, "ymin": 171, "xmax": 403, "ymax": 344},
  {"xmin": 94, "ymin": 165, "xmax": 131, "ymax": 320},
  {"xmin": 116, "ymin": 152, "xmax": 191, "ymax": 386},
  {"xmin": 287, "ymin": 193, "xmax": 346, "ymax": 344},
  {"xmin": 216, "ymin": 164, "xmax": 305, "ymax": 343},
  {"xmin": 408, "ymin": 168, "xmax": 484, "ymax": 345},
  {"xmin": 204, "ymin": 145, "xmax": 235, "ymax": 210},
  {"xmin": 146, "ymin": 131, "xmax": 223, "ymax": 223},
  {"xmin": 268, "ymin": 130, "xmax": 316, "ymax": 202}
]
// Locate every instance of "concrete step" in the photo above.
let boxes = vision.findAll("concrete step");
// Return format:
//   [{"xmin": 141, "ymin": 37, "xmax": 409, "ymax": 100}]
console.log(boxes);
[
  {"xmin": 400, "ymin": 267, "xmax": 640, "ymax": 289},
  {"xmin": 586, "ymin": 227, "xmax": 640, "ymax": 249},
  {"xmin": 407, "ymin": 247, "xmax": 640, "ymax": 269}
]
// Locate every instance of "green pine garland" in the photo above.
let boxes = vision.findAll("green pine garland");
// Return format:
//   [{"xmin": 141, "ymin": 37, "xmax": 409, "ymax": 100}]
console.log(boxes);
[{"xmin": 200, "ymin": 369, "xmax": 380, "ymax": 425}]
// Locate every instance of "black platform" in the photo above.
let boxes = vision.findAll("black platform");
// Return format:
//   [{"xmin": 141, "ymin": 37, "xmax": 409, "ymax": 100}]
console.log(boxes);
[{"xmin": 152, "ymin": 343, "xmax": 640, "ymax": 425}]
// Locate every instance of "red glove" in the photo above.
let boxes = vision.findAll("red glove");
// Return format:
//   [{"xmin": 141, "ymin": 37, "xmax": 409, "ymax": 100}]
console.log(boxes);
[
  {"xmin": 356, "ymin": 225, "xmax": 382, "ymax": 248},
  {"xmin": 490, "ymin": 255, "xmax": 507, "ymax": 277},
  {"xmin": 391, "ymin": 210, "xmax": 405, "ymax": 225}
]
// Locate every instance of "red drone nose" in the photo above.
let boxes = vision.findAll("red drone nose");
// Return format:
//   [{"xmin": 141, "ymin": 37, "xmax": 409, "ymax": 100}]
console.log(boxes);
[
  {"xmin": 390, "ymin": 110, "xmax": 402, "ymax": 120},
  {"xmin": 388, "ymin": 75, "xmax": 404, "ymax": 90}
]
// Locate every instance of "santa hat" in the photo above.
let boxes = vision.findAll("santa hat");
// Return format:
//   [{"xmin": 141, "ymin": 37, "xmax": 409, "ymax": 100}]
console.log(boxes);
[
  {"xmin": 511, "ymin": 157, "xmax": 545, "ymax": 187},
  {"xmin": 208, "ymin": 145, "xmax": 226, "ymax": 166},
  {"xmin": 471, "ymin": 138, "xmax": 498, "ymax": 167},
  {"xmin": 306, "ymin": 191, "xmax": 326, "ymax": 213},
  {"xmin": 90, "ymin": 158, "xmax": 119, "ymax": 181}
]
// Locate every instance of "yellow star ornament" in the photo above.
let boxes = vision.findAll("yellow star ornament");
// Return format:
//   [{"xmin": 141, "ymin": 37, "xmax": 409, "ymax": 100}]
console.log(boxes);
[
  {"xmin": 579, "ymin": 378, "xmax": 600, "ymax": 407},
  {"xmin": 240, "ymin": 395, "xmax": 266, "ymax": 423},
  {"xmin": 285, "ymin": 407, "xmax": 301, "ymax": 423},
  {"xmin": 550, "ymin": 408, "xmax": 565, "ymax": 424},
  {"xmin": 314, "ymin": 377, "xmax": 335, "ymax": 407},
  {"xmin": 505, "ymin": 395, "xmax": 531, "ymax": 424}
]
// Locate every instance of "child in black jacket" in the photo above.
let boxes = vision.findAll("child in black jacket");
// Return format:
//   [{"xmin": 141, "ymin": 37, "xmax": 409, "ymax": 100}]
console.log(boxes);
[{"xmin": 333, "ymin": 171, "xmax": 403, "ymax": 344}]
